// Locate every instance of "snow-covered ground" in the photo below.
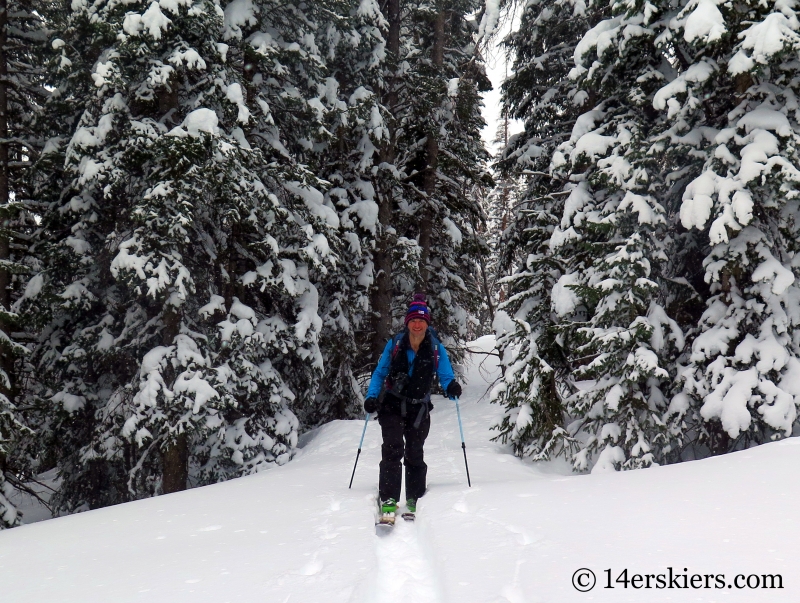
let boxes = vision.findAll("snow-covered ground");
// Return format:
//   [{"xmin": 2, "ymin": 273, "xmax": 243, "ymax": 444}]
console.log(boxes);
[{"xmin": 2, "ymin": 335, "xmax": 799, "ymax": 602}]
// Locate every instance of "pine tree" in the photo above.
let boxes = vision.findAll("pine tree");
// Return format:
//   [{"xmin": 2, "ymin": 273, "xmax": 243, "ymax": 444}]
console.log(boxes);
[
  {"xmin": 0, "ymin": 0, "xmax": 51, "ymax": 527},
  {"xmin": 25, "ymin": 0, "xmax": 342, "ymax": 511},
  {"xmin": 308, "ymin": 0, "xmax": 386, "ymax": 425},
  {"xmin": 496, "ymin": 0, "xmax": 695, "ymax": 470},
  {"xmin": 657, "ymin": 0, "xmax": 800, "ymax": 452},
  {"xmin": 492, "ymin": 0, "xmax": 598, "ymax": 460},
  {"xmin": 556, "ymin": 55, "xmax": 685, "ymax": 470},
  {"xmin": 385, "ymin": 0, "xmax": 491, "ymax": 356}
]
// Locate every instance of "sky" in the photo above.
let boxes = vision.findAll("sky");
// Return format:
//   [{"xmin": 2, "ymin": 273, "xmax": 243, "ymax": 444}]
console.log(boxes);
[{"xmin": 480, "ymin": 5, "xmax": 524, "ymax": 157}]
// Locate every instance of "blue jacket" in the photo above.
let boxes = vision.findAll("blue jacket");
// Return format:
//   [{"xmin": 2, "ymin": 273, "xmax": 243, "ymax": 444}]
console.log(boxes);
[{"xmin": 366, "ymin": 335, "xmax": 456, "ymax": 399}]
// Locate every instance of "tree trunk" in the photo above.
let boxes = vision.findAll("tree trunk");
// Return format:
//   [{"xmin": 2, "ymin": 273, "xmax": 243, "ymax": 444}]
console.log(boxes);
[
  {"xmin": 418, "ymin": 9, "xmax": 446, "ymax": 292},
  {"xmin": 162, "ymin": 432, "xmax": 188, "ymax": 494},
  {"xmin": 370, "ymin": 0, "xmax": 402, "ymax": 363},
  {"xmin": 160, "ymin": 307, "xmax": 187, "ymax": 493}
]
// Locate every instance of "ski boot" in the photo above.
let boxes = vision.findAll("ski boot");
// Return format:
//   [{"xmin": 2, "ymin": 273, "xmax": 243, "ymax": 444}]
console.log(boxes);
[
  {"xmin": 402, "ymin": 498, "xmax": 416, "ymax": 522},
  {"xmin": 376, "ymin": 499, "xmax": 397, "ymax": 535}
]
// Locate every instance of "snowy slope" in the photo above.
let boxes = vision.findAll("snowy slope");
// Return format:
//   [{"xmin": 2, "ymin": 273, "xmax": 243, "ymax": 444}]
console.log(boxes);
[{"xmin": 2, "ymin": 336, "xmax": 799, "ymax": 602}]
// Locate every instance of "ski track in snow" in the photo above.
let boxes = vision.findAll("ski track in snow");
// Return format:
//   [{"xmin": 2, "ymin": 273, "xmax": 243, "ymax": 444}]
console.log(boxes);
[{"xmin": 372, "ymin": 518, "xmax": 442, "ymax": 603}]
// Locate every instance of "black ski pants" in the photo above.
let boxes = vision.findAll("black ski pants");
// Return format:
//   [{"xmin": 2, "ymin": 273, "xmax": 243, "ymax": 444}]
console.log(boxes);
[{"xmin": 378, "ymin": 397, "xmax": 431, "ymax": 503}]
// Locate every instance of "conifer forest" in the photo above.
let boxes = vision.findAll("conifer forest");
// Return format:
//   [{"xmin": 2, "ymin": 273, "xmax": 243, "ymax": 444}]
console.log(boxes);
[{"xmin": 4, "ymin": 0, "xmax": 800, "ymax": 528}]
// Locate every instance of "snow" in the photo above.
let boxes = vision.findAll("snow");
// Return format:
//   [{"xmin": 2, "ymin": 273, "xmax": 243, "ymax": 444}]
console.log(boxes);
[
  {"xmin": 230, "ymin": 298, "xmax": 256, "ymax": 321},
  {"xmin": 737, "ymin": 108, "xmax": 792, "ymax": 137},
  {"xmin": 574, "ymin": 16, "xmax": 623, "ymax": 67},
  {"xmin": 551, "ymin": 272, "xmax": 580, "ymax": 316},
  {"xmin": 590, "ymin": 443, "xmax": 625, "ymax": 473},
  {"xmin": 441, "ymin": 217, "xmax": 462, "ymax": 245},
  {"xmin": 652, "ymin": 61, "xmax": 715, "ymax": 111},
  {"xmin": 17, "ymin": 273, "xmax": 44, "ymax": 303},
  {"xmin": 476, "ymin": 0, "xmax": 500, "ymax": 43},
  {"xmin": 682, "ymin": 0, "xmax": 726, "ymax": 44},
  {"xmin": 345, "ymin": 200, "xmax": 379, "ymax": 233},
  {"xmin": 618, "ymin": 191, "xmax": 663, "ymax": 225},
  {"xmin": 140, "ymin": 2, "xmax": 172, "ymax": 40},
  {"xmin": 182, "ymin": 108, "xmax": 219, "ymax": 136},
  {"xmin": 169, "ymin": 48, "xmax": 206, "ymax": 70},
  {"xmin": 123, "ymin": 13, "xmax": 143, "ymax": 36},
  {"xmin": 446, "ymin": 77, "xmax": 459, "ymax": 97},
  {"xmin": 569, "ymin": 109, "xmax": 603, "ymax": 142},
  {"xmin": 572, "ymin": 132, "xmax": 615, "ymax": 160},
  {"xmin": 680, "ymin": 171, "xmax": 716, "ymax": 229},
  {"xmin": 751, "ymin": 252, "xmax": 795, "ymax": 294},
  {"xmin": 283, "ymin": 181, "xmax": 341, "ymax": 228},
  {"xmin": 50, "ymin": 391, "xmax": 86, "ymax": 413},
  {"xmin": 158, "ymin": 0, "xmax": 192, "ymax": 15},
  {"xmin": 225, "ymin": 83, "xmax": 250, "ymax": 123},
  {"xmin": 173, "ymin": 371, "xmax": 218, "ymax": 414},
  {"xmin": 4, "ymin": 336, "xmax": 800, "ymax": 601},
  {"xmin": 728, "ymin": 49, "xmax": 755, "ymax": 75},
  {"xmin": 736, "ymin": 12, "xmax": 800, "ymax": 66},
  {"xmin": 700, "ymin": 366, "xmax": 759, "ymax": 437},
  {"xmin": 223, "ymin": 0, "xmax": 256, "ymax": 39}
]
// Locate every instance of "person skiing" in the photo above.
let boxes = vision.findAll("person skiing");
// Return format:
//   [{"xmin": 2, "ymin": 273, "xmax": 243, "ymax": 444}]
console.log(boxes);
[{"xmin": 364, "ymin": 293, "xmax": 462, "ymax": 525}]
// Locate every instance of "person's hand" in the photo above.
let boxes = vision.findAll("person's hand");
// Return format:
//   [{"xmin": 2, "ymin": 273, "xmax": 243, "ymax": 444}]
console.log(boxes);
[
  {"xmin": 446, "ymin": 381, "xmax": 462, "ymax": 399},
  {"xmin": 364, "ymin": 397, "xmax": 379, "ymax": 414}
]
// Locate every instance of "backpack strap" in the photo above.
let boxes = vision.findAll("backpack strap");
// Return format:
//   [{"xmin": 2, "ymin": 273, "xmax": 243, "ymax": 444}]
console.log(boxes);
[
  {"xmin": 427, "ymin": 327, "xmax": 440, "ymax": 371},
  {"xmin": 390, "ymin": 332, "xmax": 404, "ymax": 360}
]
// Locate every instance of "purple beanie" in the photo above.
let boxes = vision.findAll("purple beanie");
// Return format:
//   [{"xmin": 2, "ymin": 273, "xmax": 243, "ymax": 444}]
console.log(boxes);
[{"xmin": 405, "ymin": 293, "xmax": 431, "ymax": 325}]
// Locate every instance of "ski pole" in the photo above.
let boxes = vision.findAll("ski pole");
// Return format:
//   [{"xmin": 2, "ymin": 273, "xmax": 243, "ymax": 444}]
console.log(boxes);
[
  {"xmin": 454, "ymin": 397, "xmax": 472, "ymax": 487},
  {"xmin": 348, "ymin": 413, "xmax": 371, "ymax": 488}
]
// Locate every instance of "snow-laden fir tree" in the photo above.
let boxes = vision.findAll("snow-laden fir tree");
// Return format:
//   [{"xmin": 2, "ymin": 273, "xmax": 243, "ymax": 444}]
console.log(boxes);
[
  {"xmin": 491, "ymin": 0, "xmax": 597, "ymax": 460},
  {"xmin": 0, "ymin": 0, "xmax": 51, "ymax": 527},
  {"xmin": 383, "ymin": 0, "xmax": 491, "ymax": 355},
  {"xmin": 24, "ymin": 0, "xmax": 343, "ymax": 511},
  {"xmin": 308, "ymin": 0, "xmax": 387, "ymax": 425},
  {"xmin": 497, "ymin": 0, "xmax": 695, "ymax": 470},
  {"xmin": 654, "ymin": 0, "xmax": 800, "ymax": 452},
  {"xmin": 0, "ymin": 391, "xmax": 26, "ymax": 527},
  {"xmin": 558, "ymin": 0, "xmax": 694, "ymax": 470},
  {"xmin": 472, "ymin": 173, "xmax": 515, "ymax": 335}
]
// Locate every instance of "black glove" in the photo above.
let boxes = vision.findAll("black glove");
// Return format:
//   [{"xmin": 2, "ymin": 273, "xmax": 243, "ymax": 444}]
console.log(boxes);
[
  {"xmin": 446, "ymin": 381, "xmax": 462, "ymax": 399},
  {"xmin": 364, "ymin": 397, "xmax": 379, "ymax": 414}
]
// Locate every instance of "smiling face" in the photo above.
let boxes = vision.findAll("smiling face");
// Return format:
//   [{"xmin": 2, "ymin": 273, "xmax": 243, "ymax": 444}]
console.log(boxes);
[{"xmin": 408, "ymin": 318, "xmax": 428, "ymax": 335}]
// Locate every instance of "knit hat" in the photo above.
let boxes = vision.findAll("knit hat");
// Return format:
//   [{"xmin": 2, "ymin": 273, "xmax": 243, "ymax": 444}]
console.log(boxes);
[{"xmin": 405, "ymin": 293, "xmax": 431, "ymax": 325}]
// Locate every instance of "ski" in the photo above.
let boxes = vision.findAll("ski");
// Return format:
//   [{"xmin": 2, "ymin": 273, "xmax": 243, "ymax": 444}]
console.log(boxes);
[
  {"xmin": 401, "ymin": 512, "xmax": 415, "ymax": 522},
  {"xmin": 375, "ymin": 518, "xmax": 395, "ymax": 536},
  {"xmin": 375, "ymin": 498, "xmax": 396, "ymax": 535}
]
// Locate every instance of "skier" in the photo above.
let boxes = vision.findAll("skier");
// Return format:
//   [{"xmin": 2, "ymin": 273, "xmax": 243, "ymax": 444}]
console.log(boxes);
[{"xmin": 364, "ymin": 294, "xmax": 462, "ymax": 526}]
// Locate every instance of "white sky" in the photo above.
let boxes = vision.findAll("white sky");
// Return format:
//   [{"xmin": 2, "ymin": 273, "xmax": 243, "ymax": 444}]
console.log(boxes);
[{"xmin": 480, "ymin": 6, "xmax": 524, "ymax": 158}]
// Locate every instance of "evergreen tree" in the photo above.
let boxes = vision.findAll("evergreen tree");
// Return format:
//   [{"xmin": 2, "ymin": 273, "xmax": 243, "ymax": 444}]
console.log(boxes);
[
  {"xmin": 25, "ymin": 0, "xmax": 342, "ymax": 512},
  {"xmin": 0, "ymin": 0, "xmax": 50, "ymax": 527},
  {"xmin": 386, "ymin": 0, "xmax": 491, "ymax": 355},
  {"xmin": 496, "ymin": 0, "xmax": 694, "ymax": 470},
  {"xmin": 308, "ymin": 0, "xmax": 386, "ymax": 425},
  {"xmin": 492, "ymin": 0, "xmax": 597, "ymax": 460},
  {"xmin": 657, "ymin": 0, "xmax": 800, "ymax": 451}
]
